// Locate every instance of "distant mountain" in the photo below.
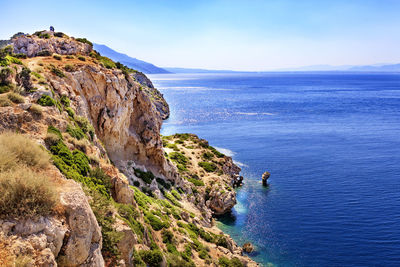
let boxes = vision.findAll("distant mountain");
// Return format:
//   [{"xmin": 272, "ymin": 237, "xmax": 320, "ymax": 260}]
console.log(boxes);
[
  {"xmin": 164, "ymin": 67, "xmax": 240, "ymax": 74},
  {"xmin": 93, "ymin": 43, "xmax": 169, "ymax": 74},
  {"xmin": 348, "ymin": 64, "xmax": 400, "ymax": 72},
  {"xmin": 275, "ymin": 63, "xmax": 400, "ymax": 72}
]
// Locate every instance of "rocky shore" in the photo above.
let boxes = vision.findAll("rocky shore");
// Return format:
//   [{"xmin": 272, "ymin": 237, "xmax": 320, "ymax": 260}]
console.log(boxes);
[{"xmin": 0, "ymin": 31, "xmax": 258, "ymax": 266}]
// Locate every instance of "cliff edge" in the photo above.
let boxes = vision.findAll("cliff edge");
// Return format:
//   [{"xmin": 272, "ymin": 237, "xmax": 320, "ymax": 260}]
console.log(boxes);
[{"xmin": 0, "ymin": 30, "xmax": 257, "ymax": 267}]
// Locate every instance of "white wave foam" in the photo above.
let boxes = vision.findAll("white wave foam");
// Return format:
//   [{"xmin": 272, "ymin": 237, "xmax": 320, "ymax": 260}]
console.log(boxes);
[
  {"xmin": 214, "ymin": 146, "xmax": 235, "ymax": 157},
  {"xmin": 233, "ymin": 160, "xmax": 249, "ymax": 168}
]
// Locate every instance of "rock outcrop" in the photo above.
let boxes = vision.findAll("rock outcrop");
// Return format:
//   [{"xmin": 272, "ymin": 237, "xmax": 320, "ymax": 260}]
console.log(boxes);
[
  {"xmin": 132, "ymin": 72, "xmax": 170, "ymax": 120},
  {"xmin": 0, "ymin": 179, "xmax": 104, "ymax": 266},
  {"xmin": 12, "ymin": 32, "xmax": 92, "ymax": 57}
]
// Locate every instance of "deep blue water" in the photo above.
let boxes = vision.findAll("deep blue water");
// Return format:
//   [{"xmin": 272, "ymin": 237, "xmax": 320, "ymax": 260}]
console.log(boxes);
[{"xmin": 149, "ymin": 72, "xmax": 400, "ymax": 267}]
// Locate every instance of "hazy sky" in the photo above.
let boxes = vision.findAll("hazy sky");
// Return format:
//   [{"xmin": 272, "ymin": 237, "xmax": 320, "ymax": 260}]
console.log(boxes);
[{"xmin": 2, "ymin": 0, "xmax": 400, "ymax": 71}]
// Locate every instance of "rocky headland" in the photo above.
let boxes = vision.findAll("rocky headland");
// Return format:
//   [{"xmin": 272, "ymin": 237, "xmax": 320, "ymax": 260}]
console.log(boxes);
[{"xmin": 0, "ymin": 30, "xmax": 258, "ymax": 266}]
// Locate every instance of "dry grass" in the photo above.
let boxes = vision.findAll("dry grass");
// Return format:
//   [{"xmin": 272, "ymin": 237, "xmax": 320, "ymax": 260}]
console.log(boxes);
[
  {"xmin": 0, "ymin": 133, "xmax": 57, "ymax": 219},
  {"xmin": 0, "ymin": 96, "xmax": 11, "ymax": 107},
  {"xmin": 7, "ymin": 92, "xmax": 24, "ymax": 104},
  {"xmin": 0, "ymin": 167, "xmax": 58, "ymax": 219},
  {"xmin": 29, "ymin": 103, "xmax": 43, "ymax": 116},
  {"xmin": 0, "ymin": 132, "xmax": 50, "ymax": 172}
]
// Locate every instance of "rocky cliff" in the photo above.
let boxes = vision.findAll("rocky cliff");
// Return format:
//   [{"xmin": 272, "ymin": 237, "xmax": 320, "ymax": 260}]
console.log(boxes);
[{"xmin": 0, "ymin": 31, "xmax": 257, "ymax": 267}]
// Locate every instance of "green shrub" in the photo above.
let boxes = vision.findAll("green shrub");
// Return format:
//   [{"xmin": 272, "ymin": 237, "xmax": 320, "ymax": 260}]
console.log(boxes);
[
  {"xmin": 198, "ymin": 162, "xmax": 217, "ymax": 172},
  {"xmin": 53, "ymin": 54, "xmax": 62, "ymax": 60},
  {"xmin": 75, "ymin": 38, "xmax": 93, "ymax": 46},
  {"xmin": 188, "ymin": 178, "xmax": 204, "ymax": 186},
  {"xmin": 37, "ymin": 50, "xmax": 52, "ymax": 56},
  {"xmin": 6, "ymin": 56, "xmax": 23, "ymax": 65},
  {"xmin": 37, "ymin": 95, "xmax": 56, "ymax": 106},
  {"xmin": 218, "ymin": 256, "xmax": 243, "ymax": 267},
  {"xmin": 202, "ymin": 152, "xmax": 214, "ymax": 160},
  {"xmin": 162, "ymin": 229, "xmax": 174, "ymax": 244},
  {"xmin": 89, "ymin": 167, "xmax": 112, "ymax": 196},
  {"xmin": 0, "ymin": 84, "xmax": 13, "ymax": 94},
  {"xmin": 77, "ymin": 56, "xmax": 86, "ymax": 61},
  {"xmin": 47, "ymin": 125, "xmax": 63, "ymax": 139},
  {"xmin": 65, "ymin": 107, "xmax": 75, "ymax": 117},
  {"xmin": 7, "ymin": 92, "xmax": 24, "ymax": 104},
  {"xmin": 0, "ymin": 67, "xmax": 13, "ymax": 84},
  {"xmin": 98, "ymin": 56, "xmax": 116, "ymax": 69},
  {"xmin": 134, "ymin": 168, "xmax": 155, "ymax": 184},
  {"xmin": 75, "ymin": 116, "xmax": 95, "ymax": 139},
  {"xmin": 164, "ymin": 192, "xmax": 182, "ymax": 207},
  {"xmin": 169, "ymin": 152, "xmax": 188, "ymax": 166},
  {"xmin": 216, "ymin": 235, "xmax": 229, "ymax": 248},
  {"xmin": 156, "ymin": 178, "xmax": 171, "ymax": 190},
  {"xmin": 64, "ymin": 64, "xmax": 76, "ymax": 72},
  {"xmin": 67, "ymin": 124, "xmax": 85, "ymax": 140},
  {"xmin": 166, "ymin": 143, "xmax": 179, "ymax": 151},
  {"xmin": 209, "ymin": 146, "xmax": 225, "ymax": 158},
  {"xmin": 60, "ymin": 95, "xmax": 70, "ymax": 107},
  {"xmin": 138, "ymin": 250, "xmax": 163, "ymax": 267},
  {"xmin": 145, "ymin": 212, "xmax": 168, "ymax": 230},
  {"xmin": 17, "ymin": 67, "xmax": 33, "ymax": 90},
  {"xmin": 12, "ymin": 53, "xmax": 27, "ymax": 59},
  {"xmin": 50, "ymin": 65, "xmax": 65, "ymax": 78},
  {"xmin": 54, "ymin": 32, "xmax": 65, "ymax": 38},
  {"xmin": 66, "ymin": 55, "xmax": 74, "ymax": 59},
  {"xmin": 171, "ymin": 189, "xmax": 182, "ymax": 200}
]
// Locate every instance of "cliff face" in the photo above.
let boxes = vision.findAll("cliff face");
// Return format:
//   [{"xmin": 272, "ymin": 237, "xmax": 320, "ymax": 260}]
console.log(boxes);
[{"xmin": 0, "ymin": 32, "xmax": 257, "ymax": 267}]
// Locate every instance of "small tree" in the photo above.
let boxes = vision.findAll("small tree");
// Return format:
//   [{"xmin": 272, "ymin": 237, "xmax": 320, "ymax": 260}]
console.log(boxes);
[{"xmin": 16, "ymin": 67, "xmax": 32, "ymax": 91}]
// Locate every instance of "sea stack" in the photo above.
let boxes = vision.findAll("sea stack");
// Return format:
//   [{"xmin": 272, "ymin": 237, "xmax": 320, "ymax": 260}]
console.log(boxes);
[{"xmin": 262, "ymin": 171, "xmax": 270, "ymax": 186}]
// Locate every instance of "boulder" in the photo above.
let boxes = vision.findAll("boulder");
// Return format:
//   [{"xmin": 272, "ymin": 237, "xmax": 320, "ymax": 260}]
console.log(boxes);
[{"xmin": 243, "ymin": 242, "xmax": 254, "ymax": 253}]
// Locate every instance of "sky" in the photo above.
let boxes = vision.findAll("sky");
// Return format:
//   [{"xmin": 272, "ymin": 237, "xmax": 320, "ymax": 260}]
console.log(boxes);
[{"xmin": 2, "ymin": 0, "xmax": 400, "ymax": 71}]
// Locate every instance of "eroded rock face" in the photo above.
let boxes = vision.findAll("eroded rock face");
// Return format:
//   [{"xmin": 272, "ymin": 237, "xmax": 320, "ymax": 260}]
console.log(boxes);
[
  {"xmin": 47, "ymin": 64, "xmax": 177, "ymax": 180},
  {"xmin": 0, "ymin": 179, "xmax": 104, "ymax": 267},
  {"xmin": 132, "ymin": 72, "xmax": 170, "ymax": 120},
  {"xmin": 12, "ymin": 34, "xmax": 92, "ymax": 57},
  {"xmin": 206, "ymin": 189, "xmax": 237, "ymax": 215},
  {"xmin": 57, "ymin": 181, "xmax": 103, "ymax": 266}
]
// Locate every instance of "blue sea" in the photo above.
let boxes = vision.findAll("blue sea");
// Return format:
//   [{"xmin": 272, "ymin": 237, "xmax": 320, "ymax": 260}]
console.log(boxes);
[{"xmin": 149, "ymin": 72, "xmax": 400, "ymax": 267}]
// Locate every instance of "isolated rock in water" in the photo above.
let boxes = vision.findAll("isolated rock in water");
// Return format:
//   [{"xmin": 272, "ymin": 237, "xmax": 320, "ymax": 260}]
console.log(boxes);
[
  {"xmin": 262, "ymin": 171, "xmax": 270, "ymax": 186},
  {"xmin": 243, "ymin": 242, "xmax": 254, "ymax": 253}
]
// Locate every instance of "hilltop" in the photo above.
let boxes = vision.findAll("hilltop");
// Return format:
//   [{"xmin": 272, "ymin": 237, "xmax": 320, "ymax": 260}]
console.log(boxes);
[{"xmin": 0, "ymin": 30, "xmax": 257, "ymax": 266}]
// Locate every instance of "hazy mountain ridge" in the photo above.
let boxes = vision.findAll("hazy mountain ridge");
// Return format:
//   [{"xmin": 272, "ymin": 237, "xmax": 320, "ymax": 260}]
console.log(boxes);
[{"xmin": 93, "ymin": 43, "xmax": 170, "ymax": 74}]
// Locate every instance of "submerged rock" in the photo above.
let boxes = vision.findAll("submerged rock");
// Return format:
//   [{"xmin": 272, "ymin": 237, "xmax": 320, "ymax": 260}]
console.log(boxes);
[
  {"xmin": 243, "ymin": 242, "xmax": 255, "ymax": 253},
  {"xmin": 262, "ymin": 171, "xmax": 270, "ymax": 186}
]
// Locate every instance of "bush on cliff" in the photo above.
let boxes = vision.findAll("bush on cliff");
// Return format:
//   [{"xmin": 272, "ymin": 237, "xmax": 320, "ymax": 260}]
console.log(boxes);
[
  {"xmin": 138, "ymin": 249, "xmax": 163, "ymax": 267},
  {"xmin": 37, "ymin": 95, "xmax": 56, "ymax": 106},
  {"xmin": 0, "ymin": 133, "xmax": 57, "ymax": 219},
  {"xmin": 0, "ymin": 168, "xmax": 58, "ymax": 219},
  {"xmin": 0, "ymin": 132, "xmax": 50, "ymax": 171},
  {"xmin": 75, "ymin": 37, "xmax": 93, "ymax": 47},
  {"xmin": 218, "ymin": 256, "xmax": 243, "ymax": 267},
  {"xmin": 198, "ymin": 161, "xmax": 217, "ymax": 172}
]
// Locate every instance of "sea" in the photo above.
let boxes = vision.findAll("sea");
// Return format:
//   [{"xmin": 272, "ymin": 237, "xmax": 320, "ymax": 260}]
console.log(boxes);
[{"xmin": 149, "ymin": 72, "xmax": 400, "ymax": 267}]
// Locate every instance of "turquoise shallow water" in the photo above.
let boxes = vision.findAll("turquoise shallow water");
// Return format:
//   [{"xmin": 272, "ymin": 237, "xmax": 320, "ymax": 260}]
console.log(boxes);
[{"xmin": 150, "ymin": 72, "xmax": 400, "ymax": 267}]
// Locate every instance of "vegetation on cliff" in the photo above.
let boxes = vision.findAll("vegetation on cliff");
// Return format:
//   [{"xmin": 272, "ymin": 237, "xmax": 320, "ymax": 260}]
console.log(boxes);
[{"xmin": 0, "ymin": 31, "xmax": 256, "ymax": 267}]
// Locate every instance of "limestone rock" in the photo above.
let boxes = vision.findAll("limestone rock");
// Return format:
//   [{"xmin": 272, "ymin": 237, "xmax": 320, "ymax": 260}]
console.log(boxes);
[
  {"xmin": 12, "ymin": 34, "xmax": 92, "ymax": 57},
  {"xmin": 206, "ymin": 188, "xmax": 236, "ymax": 215}
]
